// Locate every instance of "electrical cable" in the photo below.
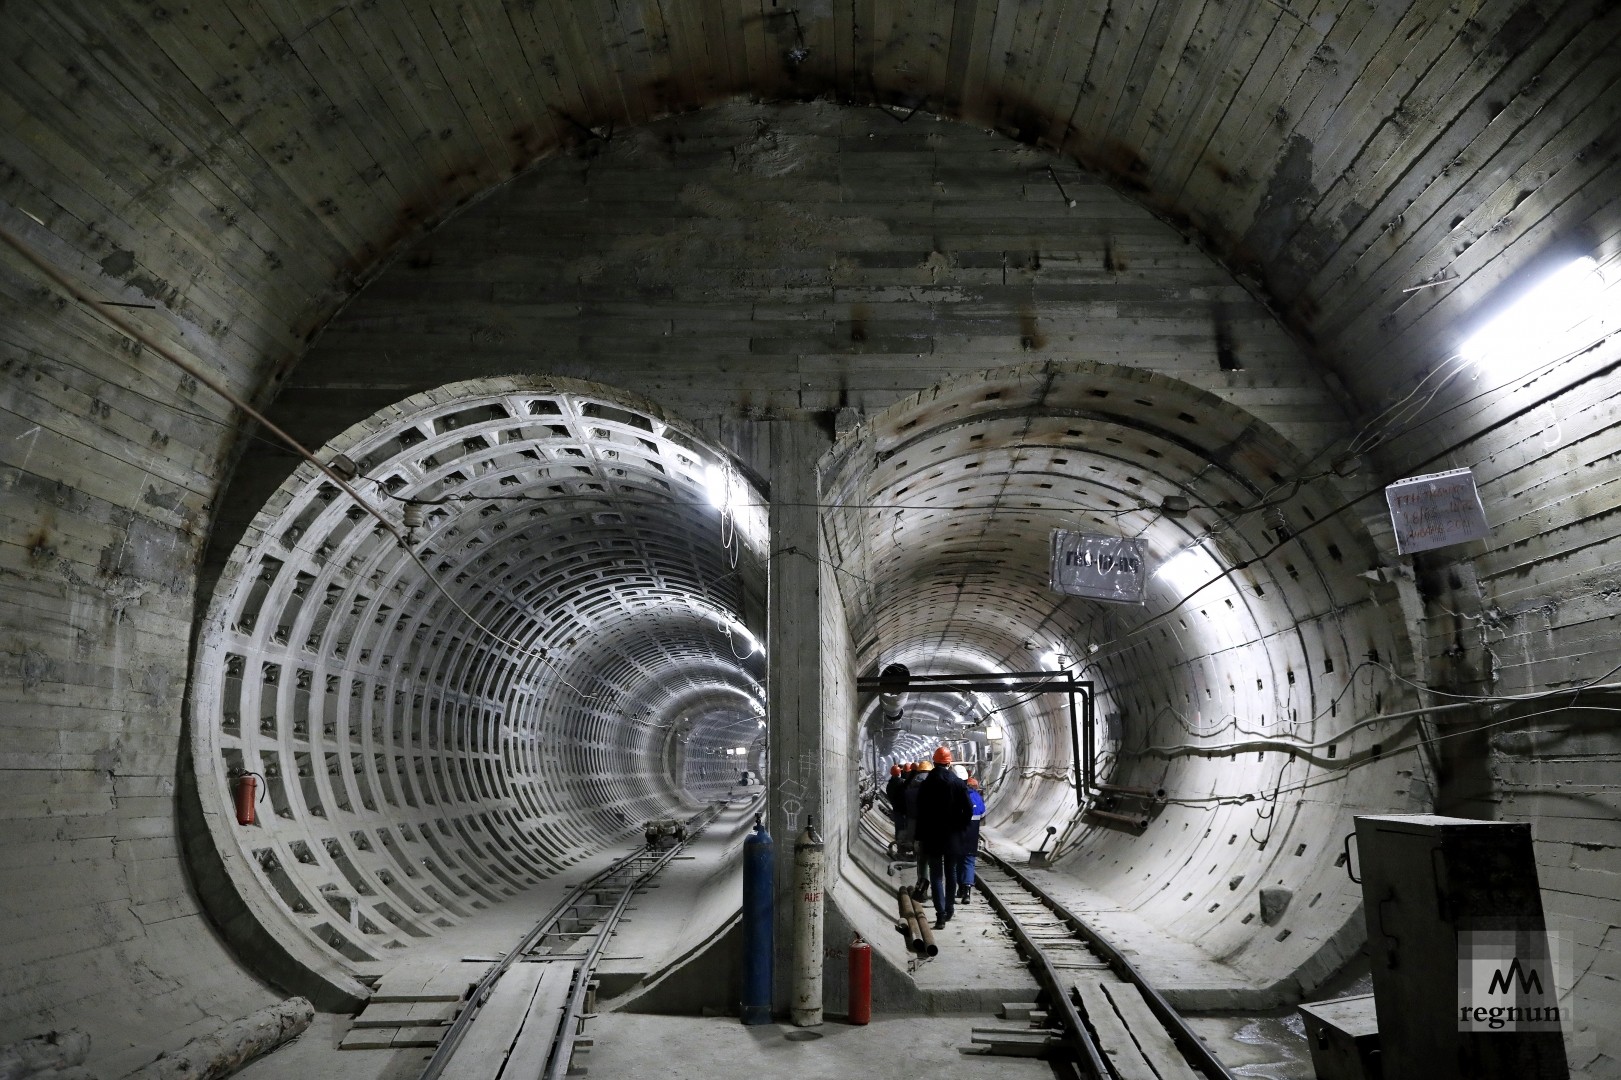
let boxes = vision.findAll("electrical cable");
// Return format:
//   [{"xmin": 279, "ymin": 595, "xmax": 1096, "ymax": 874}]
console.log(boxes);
[
  {"xmin": 0, "ymin": 219, "xmax": 618, "ymax": 700},
  {"xmin": 1157, "ymin": 697, "xmax": 1621, "ymax": 808}
]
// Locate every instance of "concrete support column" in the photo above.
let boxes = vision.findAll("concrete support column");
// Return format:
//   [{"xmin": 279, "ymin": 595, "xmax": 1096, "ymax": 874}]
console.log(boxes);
[{"xmin": 766, "ymin": 419, "xmax": 832, "ymax": 1014}]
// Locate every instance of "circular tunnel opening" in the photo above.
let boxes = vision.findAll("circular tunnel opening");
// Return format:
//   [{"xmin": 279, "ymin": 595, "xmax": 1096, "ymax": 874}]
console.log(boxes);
[
  {"xmin": 188, "ymin": 376, "xmax": 767, "ymax": 993},
  {"xmin": 828, "ymin": 360, "xmax": 1426, "ymax": 993}
]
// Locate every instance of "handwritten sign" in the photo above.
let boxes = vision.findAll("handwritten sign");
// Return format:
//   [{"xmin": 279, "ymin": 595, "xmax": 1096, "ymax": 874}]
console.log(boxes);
[
  {"xmin": 1385, "ymin": 468, "xmax": 1490, "ymax": 555},
  {"xmin": 1049, "ymin": 531, "xmax": 1147, "ymax": 603}
]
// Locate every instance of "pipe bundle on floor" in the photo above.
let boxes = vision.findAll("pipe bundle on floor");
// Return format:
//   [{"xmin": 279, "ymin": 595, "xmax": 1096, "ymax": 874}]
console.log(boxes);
[{"xmin": 894, "ymin": 885, "xmax": 938, "ymax": 956}]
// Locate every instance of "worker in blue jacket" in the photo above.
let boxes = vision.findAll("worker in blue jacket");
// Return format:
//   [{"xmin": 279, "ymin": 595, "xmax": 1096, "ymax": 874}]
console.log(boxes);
[{"xmin": 957, "ymin": 776, "xmax": 986, "ymax": 903}]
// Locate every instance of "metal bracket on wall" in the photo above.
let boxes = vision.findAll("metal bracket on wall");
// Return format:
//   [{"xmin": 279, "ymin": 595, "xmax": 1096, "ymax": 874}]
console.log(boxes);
[{"xmin": 1342, "ymin": 831, "xmax": 1361, "ymax": 884}]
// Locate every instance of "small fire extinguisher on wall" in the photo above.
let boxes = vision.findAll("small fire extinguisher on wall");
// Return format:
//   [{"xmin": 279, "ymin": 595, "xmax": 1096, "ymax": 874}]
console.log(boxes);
[{"xmin": 231, "ymin": 769, "xmax": 266, "ymax": 826}]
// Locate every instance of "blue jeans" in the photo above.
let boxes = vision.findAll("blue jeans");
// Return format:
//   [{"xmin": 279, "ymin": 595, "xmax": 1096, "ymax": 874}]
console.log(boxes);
[
  {"xmin": 956, "ymin": 853, "xmax": 977, "ymax": 889},
  {"xmin": 925, "ymin": 850, "xmax": 958, "ymax": 919}
]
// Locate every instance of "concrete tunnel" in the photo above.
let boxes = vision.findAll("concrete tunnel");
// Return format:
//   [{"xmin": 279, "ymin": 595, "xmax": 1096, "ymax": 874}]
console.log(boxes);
[{"xmin": 2, "ymin": 4, "xmax": 1620, "ymax": 1077}]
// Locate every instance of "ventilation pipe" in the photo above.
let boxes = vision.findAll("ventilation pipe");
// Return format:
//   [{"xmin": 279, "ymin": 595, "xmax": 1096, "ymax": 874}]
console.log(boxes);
[{"xmin": 878, "ymin": 663, "xmax": 910, "ymax": 725}]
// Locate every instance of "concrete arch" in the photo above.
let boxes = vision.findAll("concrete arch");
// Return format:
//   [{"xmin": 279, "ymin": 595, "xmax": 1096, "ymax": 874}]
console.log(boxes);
[
  {"xmin": 825, "ymin": 358, "xmax": 1423, "ymax": 1000},
  {"xmin": 187, "ymin": 375, "xmax": 767, "ymax": 1005}
]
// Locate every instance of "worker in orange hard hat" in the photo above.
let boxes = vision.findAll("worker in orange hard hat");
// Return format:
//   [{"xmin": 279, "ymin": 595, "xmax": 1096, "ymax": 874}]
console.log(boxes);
[{"xmin": 914, "ymin": 746, "xmax": 972, "ymax": 929}]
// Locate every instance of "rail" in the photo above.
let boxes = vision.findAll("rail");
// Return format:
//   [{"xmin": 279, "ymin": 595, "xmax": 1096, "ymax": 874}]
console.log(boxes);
[
  {"xmin": 417, "ymin": 801, "xmax": 726, "ymax": 1080},
  {"xmin": 979, "ymin": 848, "xmax": 1239, "ymax": 1080}
]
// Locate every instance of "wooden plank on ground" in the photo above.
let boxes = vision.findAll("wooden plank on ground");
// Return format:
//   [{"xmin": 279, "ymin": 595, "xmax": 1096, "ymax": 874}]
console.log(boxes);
[
  {"xmin": 1073, "ymin": 976, "xmax": 1159, "ymax": 1080},
  {"xmin": 497, "ymin": 964, "xmax": 578, "ymax": 1080},
  {"xmin": 352, "ymin": 1000, "xmax": 459, "ymax": 1028},
  {"xmin": 369, "ymin": 958, "xmax": 483, "ymax": 1003},
  {"xmin": 439, "ymin": 963, "xmax": 547, "ymax": 1077},
  {"xmin": 1098, "ymin": 979, "xmax": 1203, "ymax": 1080},
  {"xmin": 340, "ymin": 1020, "xmax": 447, "ymax": 1050}
]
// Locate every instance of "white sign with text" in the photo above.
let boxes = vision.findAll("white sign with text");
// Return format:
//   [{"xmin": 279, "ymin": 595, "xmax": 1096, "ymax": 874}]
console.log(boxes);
[
  {"xmin": 1049, "ymin": 531, "xmax": 1147, "ymax": 604},
  {"xmin": 1385, "ymin": 468, "xmax": 1490, "ymax": 555}
]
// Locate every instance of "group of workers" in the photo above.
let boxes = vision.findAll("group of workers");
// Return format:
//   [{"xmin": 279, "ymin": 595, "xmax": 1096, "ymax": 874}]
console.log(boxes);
[{"xmin": 884, "ymin": 748, "xmax": 986, "ymax": 931}]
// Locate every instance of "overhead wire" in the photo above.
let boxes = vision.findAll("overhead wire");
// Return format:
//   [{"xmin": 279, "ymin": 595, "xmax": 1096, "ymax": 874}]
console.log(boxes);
[{"xmin": 0, "ymin": 220, "xmax": 621, "ymax": 702}]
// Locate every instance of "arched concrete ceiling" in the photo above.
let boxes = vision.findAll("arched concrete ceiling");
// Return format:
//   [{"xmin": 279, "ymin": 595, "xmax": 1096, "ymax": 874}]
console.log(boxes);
[{"xmin": 4, "ymin": 0, "xmax": 1616, "ymax": 411}]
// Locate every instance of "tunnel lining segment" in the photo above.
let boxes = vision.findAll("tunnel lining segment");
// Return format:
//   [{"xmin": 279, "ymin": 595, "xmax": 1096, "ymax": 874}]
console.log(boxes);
[
  {"xmin": 826, "ymin": 358, "xmax": 1422, "ymax": 1007},
  {"xmin": 188, "ymin": 375, "xmax": 768, "ymax": 998}
]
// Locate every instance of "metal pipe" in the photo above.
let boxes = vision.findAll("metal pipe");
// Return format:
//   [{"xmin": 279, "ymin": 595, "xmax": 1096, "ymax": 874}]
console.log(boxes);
[
  {"xmin": 895, "ymin": 885, "xmax": 922, "ymax": 952},
  {"xmin": 1068, "ymin": 683, "xmax": 1084, "ymax": 806},
  {"xmin": 1083, "ymin": 683, "xmax": 1095, "ymax": 793},
  {"xmin": 914, "ymin": 888, "xmax": 940, "ymax": 953},
  {"xmin": 989, "ymin": 854, "xmax": 1240, "ymax": 1080},
  {"xmin": 1085, "ymin": 808, "xmax": 1149, "ymax": 829},
  {"xmin": 900, "ymin": 889, "xmax": 937, "ymax": 956}
]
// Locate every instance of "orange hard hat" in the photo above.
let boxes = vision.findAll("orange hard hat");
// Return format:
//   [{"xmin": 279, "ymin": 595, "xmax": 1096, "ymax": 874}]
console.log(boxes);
[
  {"xmin": 933, "ymin": 746, "xmax": 953, "ymax": 765},
  {"xmin": 967, "ymin": 777, "xmax": 979, "ymax": 788},
  {"xmin": 890, "ymin": 764, "xmax": 902, "ymax": 776},
  {"xmin": 917, "ymin": 760, "xmax": 933, "ymax": 771}
]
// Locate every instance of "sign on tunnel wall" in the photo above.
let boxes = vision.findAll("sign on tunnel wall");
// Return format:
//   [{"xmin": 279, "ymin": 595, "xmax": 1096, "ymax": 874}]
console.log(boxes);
[
  {"xmin": 1385, "ymin": 468, "xmax": 1490, "ymax": 555},
  {"xmin": 1049, "ymin": 531, "xmax": 1147, "ymax": 604}
]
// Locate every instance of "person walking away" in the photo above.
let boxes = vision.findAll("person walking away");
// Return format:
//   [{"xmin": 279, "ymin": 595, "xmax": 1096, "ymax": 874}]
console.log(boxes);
[
  {"xmin": 914, "ymin": 746, "xmax": 972, "ymax": 929},
  {"xmin": 885, "ymin": 764, "xmax": 908, "ymax": 854},
  {"xmin": 957, "ymin": 776, "xmax": 986, "ymax": 903},
  {"xmin": 904, "ymin": 760, "xmax": 931, "ymax": 890}
]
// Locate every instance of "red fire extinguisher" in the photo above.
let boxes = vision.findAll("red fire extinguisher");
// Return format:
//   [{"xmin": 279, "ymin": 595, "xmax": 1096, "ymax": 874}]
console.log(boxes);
[
  {"xmin": 232, "ymin": 770, "xmax": 265, "ymax": 826},
  {"xmin": 848, "ymin": 933, "xmax": 872, "ymax": 1025}
]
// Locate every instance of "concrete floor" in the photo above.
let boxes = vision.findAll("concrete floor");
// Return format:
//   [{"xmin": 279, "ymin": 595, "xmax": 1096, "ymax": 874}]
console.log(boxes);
[
  {"xmin": 583, "ymin": 1014, "xmax": 1063, "ymax": 1079},
  {"xmin": 231, "ymin": 806, "xmax": 1331, "ymax": 1080},
  {"xmin": 235, "ymin": 1011, "xmax": 1065, "ymax": 1080}
]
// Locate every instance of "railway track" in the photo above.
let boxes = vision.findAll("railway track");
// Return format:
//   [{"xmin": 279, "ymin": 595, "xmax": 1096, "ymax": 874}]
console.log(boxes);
[
  {"xmin": 341, "ymin": 802, "xmax": 726, "ymax": 1079},
  {"xmin": 974, "ymin": 851, "xmax": 1239, "ymax": 1080}
]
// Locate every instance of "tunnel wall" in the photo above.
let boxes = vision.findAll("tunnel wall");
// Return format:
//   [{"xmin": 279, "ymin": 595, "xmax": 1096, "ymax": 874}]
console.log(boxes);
[
  {"xmin": 1359, "ymin": 326, "xmax": 1621, "ymax": 1076},
  {"xmin": 823, "ymin": 360, "xmax": 1422, "ymax": 1006},
  {"xmin": 0, "ymin": 99, "xmax": 1369, "ymax": 1064},
  {"xmin": 2, "ymin": 93, "xmax": 1616, "ymax": 1077}
]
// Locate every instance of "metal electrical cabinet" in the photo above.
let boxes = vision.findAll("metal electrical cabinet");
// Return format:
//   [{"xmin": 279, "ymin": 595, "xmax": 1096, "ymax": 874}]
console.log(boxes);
[{"xmin": 1354, "ymin": 814, "xmax": 1568, "ymax": 1080}]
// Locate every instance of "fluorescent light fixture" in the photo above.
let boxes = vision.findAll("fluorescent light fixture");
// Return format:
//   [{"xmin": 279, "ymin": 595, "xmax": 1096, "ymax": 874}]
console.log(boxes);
[
  {"xmin": 1461, "ymin": 256, "xmax": 1602, "ymax": 375},
  {"xmin": 985, "ymin": 722, "xmax": 1004, "ymax": 741},
  {"xmin": 1154, "ymin": 544, "xmax": 1224, "ymax": 597},
  {"xmin": 704, "ymin": 463, "xmax": 729, "ymax": 509},
  {"xmin": 1040, "ymin": 649, "xmax": 1063, "ymax": 670}
]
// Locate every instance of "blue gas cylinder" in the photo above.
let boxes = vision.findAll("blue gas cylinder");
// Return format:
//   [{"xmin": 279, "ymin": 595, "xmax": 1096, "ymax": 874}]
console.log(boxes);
[{"xmin": 741, "ymin": 814, "xmax": 774, "ymax": 1024}]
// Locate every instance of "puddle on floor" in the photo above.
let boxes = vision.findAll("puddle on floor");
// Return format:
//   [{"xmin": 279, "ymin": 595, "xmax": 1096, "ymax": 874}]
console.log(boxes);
[
  {"xmin": 1185, "ymin": 972, "xmax": 1376, "ymax": 1079},
  {"xmin": 1186, "ymin": 1011, "xmax": 1313, "ymax": 1079}
]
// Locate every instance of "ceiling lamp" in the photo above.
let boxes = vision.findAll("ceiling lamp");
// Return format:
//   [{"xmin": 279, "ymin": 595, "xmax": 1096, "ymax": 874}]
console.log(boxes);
[
  {"xmin": 1461, "ymin": 256, "xmax": 1604, "ymax": 376},
  {"xmin": 1154, "ymin": 544, "xmax": 1226, "ymax": 598}
]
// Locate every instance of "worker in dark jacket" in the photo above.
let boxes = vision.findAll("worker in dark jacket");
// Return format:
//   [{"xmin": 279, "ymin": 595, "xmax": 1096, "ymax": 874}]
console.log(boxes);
[
  {"xmin": 914, "ymin": 746, "xmax": 973, "ymax": 928},
  {"xmin": 885, "ymin": 764, "xmax": 908, "ymax": 852},
  {"xmin": 903, "ymin": 760, "xmax": 930, "ymax": 889},
  {"xmin": 957, "ymin": 776, "xmax": 986, "ymax": 903}
]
